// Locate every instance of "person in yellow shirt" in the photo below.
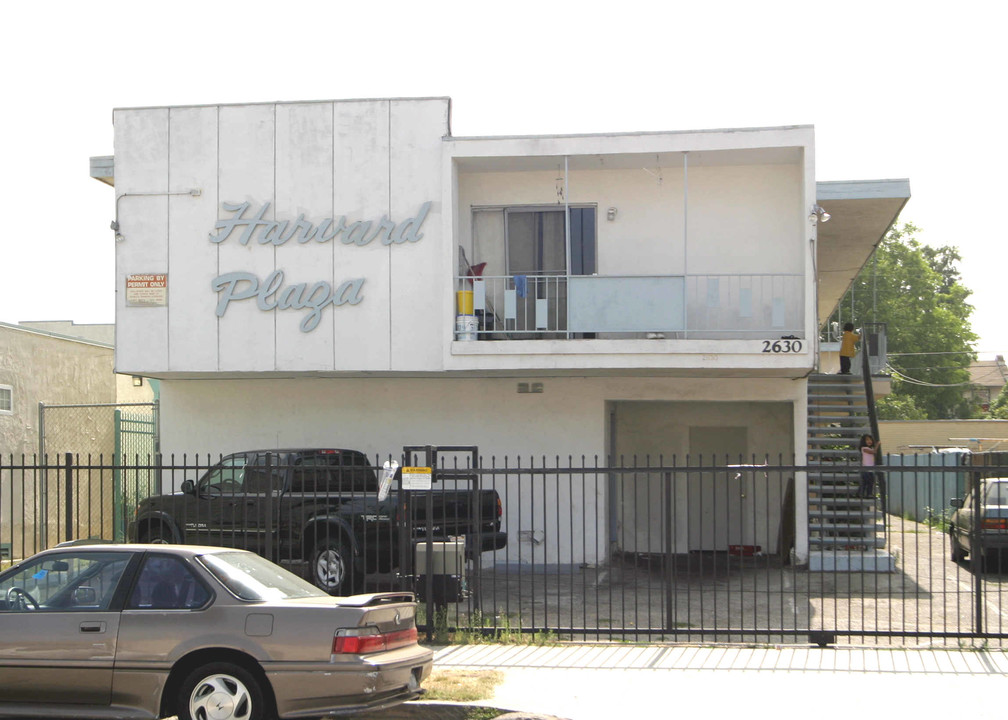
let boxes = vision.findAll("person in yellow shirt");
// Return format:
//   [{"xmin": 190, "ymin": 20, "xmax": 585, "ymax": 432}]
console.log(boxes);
[{"xmin": 839, "ymin": 322, "xmax": 860, "ymax": 374}]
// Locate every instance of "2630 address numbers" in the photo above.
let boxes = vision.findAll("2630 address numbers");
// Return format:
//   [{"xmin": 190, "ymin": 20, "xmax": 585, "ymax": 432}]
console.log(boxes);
[{"xmin": 762, "ymin": 339, "xmax": 803, "ymax": 353}]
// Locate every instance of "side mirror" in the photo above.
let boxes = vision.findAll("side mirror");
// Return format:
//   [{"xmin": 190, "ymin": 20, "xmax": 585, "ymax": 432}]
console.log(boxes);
[
  {"xmin": 950, "ymin": 498, "xmax": 963, "ymax": 509},
  {"xmin": 73, "ymin": 586, "xmax": 98, "ymax": 606},
  {"xmin": 180, "ymin": 479, "xmax": 195, "ymax": 494}
]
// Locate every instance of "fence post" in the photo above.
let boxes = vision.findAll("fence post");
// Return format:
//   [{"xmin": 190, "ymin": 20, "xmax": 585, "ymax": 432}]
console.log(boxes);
[
  {"xmin": 424, "ymin": 445, "xmax": 434, "ymax": 644},
  {"xmin": 264, "ymin": 453, "xmax": 274, "ymax": 563},
  {"xmin": 664, "ymin": 470, "xmax": 673, "ymax": 635},
  {"xmin": 64, "ymin": 452, "xmax": 73, "ymax": 543},
  {"xmin": 971, "ymin": 468, "xmax": 984, "ymax": 635}
]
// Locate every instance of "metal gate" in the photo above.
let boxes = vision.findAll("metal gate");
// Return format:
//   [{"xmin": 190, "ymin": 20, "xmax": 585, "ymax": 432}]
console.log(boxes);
[
  {"xmin": 37, "ymin": 401, "xmax": 159, "ymax": 545},
  {"xmin": 114, "ymin": 405, "xmax": 160, "ymax": 540}
]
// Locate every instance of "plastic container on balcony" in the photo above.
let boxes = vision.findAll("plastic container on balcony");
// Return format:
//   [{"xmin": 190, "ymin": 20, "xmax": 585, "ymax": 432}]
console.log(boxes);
[
  {"xmin": 456, "ymin": 290, "xmax": 474, "ymax": 315},
  {"xmin": 455, "ymin": 315, "xmax": 478, "ymax": 341}
]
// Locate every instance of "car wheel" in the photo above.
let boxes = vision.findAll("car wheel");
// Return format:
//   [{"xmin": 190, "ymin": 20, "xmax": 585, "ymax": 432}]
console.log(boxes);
[
  {"xmin": 949, "ymin": 528, "xmax": 966, "ymax": 562},
  {"xmin": 177, "ymin": 662, "xmax": 265, "ymax": 720},
  {"xmin": 310, "ymin": 537, "xmax": 358, "ymax": 595}
]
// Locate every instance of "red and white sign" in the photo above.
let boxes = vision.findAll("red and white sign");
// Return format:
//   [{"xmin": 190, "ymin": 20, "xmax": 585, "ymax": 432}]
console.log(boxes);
[{"xmin": 126, "ymin": 274, "xmax": 168, "ymax": 307}]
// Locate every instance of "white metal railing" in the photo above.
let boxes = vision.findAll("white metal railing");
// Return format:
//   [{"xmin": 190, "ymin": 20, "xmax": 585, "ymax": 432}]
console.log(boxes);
[{"xmin": 453, "ymin": 273, "xmax": 804, "ymax": 340}]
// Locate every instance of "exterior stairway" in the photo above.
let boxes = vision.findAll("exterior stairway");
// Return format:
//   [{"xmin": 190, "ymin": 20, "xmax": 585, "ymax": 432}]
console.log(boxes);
[{"xmin": 807, "ymin": 373, "xmax": 895, "ymax": 572}]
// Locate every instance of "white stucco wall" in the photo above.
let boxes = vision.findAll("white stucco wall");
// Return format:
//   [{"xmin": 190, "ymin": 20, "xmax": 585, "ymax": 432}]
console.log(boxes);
[
  {"xmin": 114, "ymin": 107, "xmax": 816, "ymax": 378},
  {"xmin": 113, "ymin": 98, "xmax": 450, "ymax": 377},
  {"xmin": 456, "ymin": 162, "xmax": 802, "ymax": 278},
  {"xmin": 158, "ymin": 374, "xmax": 803, "ymax": 564}
]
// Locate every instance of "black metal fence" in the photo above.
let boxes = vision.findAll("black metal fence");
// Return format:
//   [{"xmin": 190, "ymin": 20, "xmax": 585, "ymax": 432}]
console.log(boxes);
[{"xmin": 2, "ymin": 451, "xmax": 1008, "ymax": 648}]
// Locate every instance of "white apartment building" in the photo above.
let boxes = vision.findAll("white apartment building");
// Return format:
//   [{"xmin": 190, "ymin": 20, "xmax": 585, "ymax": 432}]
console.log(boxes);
[{"xmin": 90, "ymin": 97, "xmax": 909, "ymax": 565}]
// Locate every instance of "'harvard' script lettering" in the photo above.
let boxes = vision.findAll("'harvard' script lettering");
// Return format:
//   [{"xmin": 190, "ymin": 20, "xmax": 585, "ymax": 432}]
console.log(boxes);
[{"xmin": 209, "ymin": 201, "xmax": 432, "ymax": 247}]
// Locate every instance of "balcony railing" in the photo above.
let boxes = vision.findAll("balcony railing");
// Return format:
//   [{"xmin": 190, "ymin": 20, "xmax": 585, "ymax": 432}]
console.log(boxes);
[{"xmin": 454, "ymin": 273, "xmax": 804, "ymax": 341}]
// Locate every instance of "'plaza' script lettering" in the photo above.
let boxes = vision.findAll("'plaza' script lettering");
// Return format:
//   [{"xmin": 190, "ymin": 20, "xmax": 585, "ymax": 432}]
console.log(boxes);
[
  {"xmin": 209, "ymin": 201, "xmax": 432, "ymax": 247},
  {"xmin": 212, "ymin": 270, "xmax": 365, "ymax": 332}
]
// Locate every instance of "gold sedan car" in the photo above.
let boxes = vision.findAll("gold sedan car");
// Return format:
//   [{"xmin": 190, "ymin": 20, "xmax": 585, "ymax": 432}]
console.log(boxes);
[{"xmin": 0, "ymin": 544, "xmax": 432, "ymax": 720}]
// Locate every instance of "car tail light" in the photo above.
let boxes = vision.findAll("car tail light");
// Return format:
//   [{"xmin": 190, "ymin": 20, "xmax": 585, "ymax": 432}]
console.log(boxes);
[
  {"xmin": 496, "ymin": 496, "xmax": 502, "ymax": 519},
  {"xmin": 982, "ymin": 518, "xmax": 1008, "ymax": 531},
  {"xmin": 332, "ymin": 626, "xmax": 418, "ymax": 655}
]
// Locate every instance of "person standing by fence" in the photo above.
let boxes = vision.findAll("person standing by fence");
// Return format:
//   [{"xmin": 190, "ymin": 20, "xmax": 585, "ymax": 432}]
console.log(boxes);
[
  {"xmin": 839, "ymin": 322, "xmax": 860, "ymax": 375},
  {"xmin": 858, "ymin": 433, "xmax": 879, "ymax": 498}
]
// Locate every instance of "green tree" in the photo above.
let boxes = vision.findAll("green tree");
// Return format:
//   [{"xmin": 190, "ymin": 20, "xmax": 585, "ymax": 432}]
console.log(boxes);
[
  {"xmin": 832, "ymin": 222, "xmax": 977, "ymax": 419},
  {"xmin": 989, "ymin": 384, "xmax": 1008, "ymax": 420}
]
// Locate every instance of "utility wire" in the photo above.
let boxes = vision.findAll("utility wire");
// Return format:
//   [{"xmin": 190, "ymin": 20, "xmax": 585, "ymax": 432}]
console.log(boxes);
[{"xmin": 886, "ymin": 365, "xmax": 976, "ymax": 388}]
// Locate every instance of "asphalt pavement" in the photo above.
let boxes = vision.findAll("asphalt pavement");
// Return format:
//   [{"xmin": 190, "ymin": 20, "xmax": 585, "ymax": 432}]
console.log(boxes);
[{"xmin": 381, "ymin": 643, "xmax": 1008, "ymax": 720}]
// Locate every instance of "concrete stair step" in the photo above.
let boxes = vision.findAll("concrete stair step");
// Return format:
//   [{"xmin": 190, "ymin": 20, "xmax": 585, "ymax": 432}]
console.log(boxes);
[
  {"xmin": 808, "ymin": 426, "xmax": 870, "ymax": 436},
  {"xmin": 807, "ymin": 450, "xmax": 861, "ymax": 460},
  {"xmin": 809, "ymin": 536, "xmax": 887, "ymax": 548},
  {"xmin": 809, "ymin": 549, "xmax": 896, "ymax": 572},
  {"xmin": 808, "ymin": 415, "xmax": 871, "ymax": 424},
  {"xmin": 807, "ymin": 437, "xmax": 861, "ymax": 446},
  {"xmin": 808, "ymin": 374, "xmax": 864, "ymax": 384}
]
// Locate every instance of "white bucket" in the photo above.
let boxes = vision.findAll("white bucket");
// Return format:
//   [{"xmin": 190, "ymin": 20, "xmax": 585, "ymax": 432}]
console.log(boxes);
[{"xmin": 455, "ymin": 314, "xmax": 478, "ymax": 341}]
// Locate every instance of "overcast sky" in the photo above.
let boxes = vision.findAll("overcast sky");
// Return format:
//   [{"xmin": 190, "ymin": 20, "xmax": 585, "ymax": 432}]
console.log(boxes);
[{"xmin": 2, "ymin": 1, "xmax": 1004, "ymax": 357}]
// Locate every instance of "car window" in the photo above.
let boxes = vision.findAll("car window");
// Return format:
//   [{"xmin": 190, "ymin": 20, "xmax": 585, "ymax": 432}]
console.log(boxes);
[
  {"xmin": 985, "ymin": 482, "xmax": 1008, "ymax": 506},
  {"xmin": 244, "ymin": 456, "xmax": 286, "ymax": 493},
  {"xmin": 127, "ymin": 554, "xmax": 211, "ymax": 610},
  {"xmin": 199, "ymin": 551, "xmax": 324, "ymax": 601},
  {"xmin": 199, "ymin": 454, "xmax": 252, "ymax": 495},
  {"xmin": 0, "ymin": 552, "xmax": 131, "ymax": 612}
]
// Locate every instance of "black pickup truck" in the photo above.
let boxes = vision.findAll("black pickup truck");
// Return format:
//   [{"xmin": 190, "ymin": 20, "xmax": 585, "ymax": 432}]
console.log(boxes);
[{"xmin": 127, "ymin": 449, "xmax": 506, "ymax": 595}]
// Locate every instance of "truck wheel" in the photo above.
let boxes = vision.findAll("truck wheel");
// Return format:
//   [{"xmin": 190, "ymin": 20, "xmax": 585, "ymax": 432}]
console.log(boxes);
[
  {"xmin": 141, "ymin": 525, "xmax": 174, "ymax": 544},
  {"xmin": 310, "ymin": 538, "xmax": 358, "ymax": 596}
]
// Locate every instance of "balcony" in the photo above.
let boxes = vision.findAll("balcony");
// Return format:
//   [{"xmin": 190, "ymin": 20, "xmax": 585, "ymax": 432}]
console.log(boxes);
[{"xmin": 454, "ymin": 273, "xmax": 805, "ymax": 342}]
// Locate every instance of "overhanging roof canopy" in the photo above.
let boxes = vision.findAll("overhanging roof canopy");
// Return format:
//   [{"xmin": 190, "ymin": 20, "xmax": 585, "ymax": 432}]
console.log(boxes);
[{"xmin": 815, "ymin": 179, "xmax": 910, "ymax": 326}]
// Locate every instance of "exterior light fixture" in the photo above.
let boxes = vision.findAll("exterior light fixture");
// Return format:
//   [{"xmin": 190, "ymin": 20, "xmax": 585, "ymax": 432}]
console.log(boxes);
[
  {"xmin": 810, "ymin": 205, "xmax": 831, "ymax": 223},
  {"xmin": 132, "ymin": 376, "xmax": 143, "ymax": 387},
  {"xmin": 607, "ymin": 207, "xmax": 617, "ymax": 221}
]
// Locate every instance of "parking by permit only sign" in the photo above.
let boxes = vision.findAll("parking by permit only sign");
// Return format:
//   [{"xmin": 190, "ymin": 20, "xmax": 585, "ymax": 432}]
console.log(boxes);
[
  {"xmin": 401, "ymin": 467, "xmax": 432, "ymax": 490},
  {"xmin": 126, "ymin": 274, "xmax": 168, "ymax": 307}
]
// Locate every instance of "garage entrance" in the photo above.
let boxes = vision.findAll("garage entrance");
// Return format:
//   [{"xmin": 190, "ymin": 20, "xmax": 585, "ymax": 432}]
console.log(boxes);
[{"xmin": 608, "ymin": 401, "xmax": 793, "ymax": 556}]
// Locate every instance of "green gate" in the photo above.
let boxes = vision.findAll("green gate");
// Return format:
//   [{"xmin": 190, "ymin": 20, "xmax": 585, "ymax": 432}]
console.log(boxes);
[{"xmin": 113, "ymin": 404, "xmax": 160, "ymax": 540}]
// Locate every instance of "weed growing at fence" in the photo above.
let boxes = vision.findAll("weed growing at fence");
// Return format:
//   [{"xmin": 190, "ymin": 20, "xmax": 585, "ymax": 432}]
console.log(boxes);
[
  {"xmin": 923, "ymin": 505, "xmax": 952, "ymax": 532},
  {"xmin": 418, "ymin": 606, "xmax": 558, "ymax": 645}
]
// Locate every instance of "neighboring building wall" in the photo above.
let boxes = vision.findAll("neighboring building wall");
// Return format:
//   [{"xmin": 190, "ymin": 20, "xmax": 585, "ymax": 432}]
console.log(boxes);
[
  {"xmin": 0, "ymin": 324, "xmax": 116, "ymax": 458},
  {"xmin": 0, "ymin": 324, "xmax": 118, "ymax": 556},
  {"xmin": 879, "ymin": 419, "xmax": 1008, "ymax": 453},
  {"xmin": 19, "ymin": 321, "xmax": 115, "ymax": 346},
  {"xmin": 114, "ymin": 374, "xmax": 156, "ymax": 405},
  {"xmin": 968, "ymin": 355, "xmax": 1007, "ymax": 411}
]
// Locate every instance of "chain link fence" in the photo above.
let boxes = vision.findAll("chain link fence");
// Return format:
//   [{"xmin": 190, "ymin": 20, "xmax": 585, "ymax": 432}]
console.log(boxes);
[{"xmin": 28, "ymin": 402, "xmax": 159, "ymax": 549}]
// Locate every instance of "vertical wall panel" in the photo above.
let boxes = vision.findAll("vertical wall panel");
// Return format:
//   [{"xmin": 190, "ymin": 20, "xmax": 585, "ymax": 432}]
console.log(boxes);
[
  {"xmin": 114, "ymin": 108, "xmax": 169, "ymax": 374},
  {"xmin": 388, "ymin": 99, "xmax": 447, "ymax": 371},
  {"xmin": 216, "ymin": 105, "xmax": 277, "ymax": 371},
  {"xmin": 275, "ymin": 103, "xmax": 335, "ymax": 371},
  {"xmin": 331, "ymin": 100, "xmax": 391, "ymax": 371},
  {"xmin": 168, "ymin": 106, "xmax": 219, "ymax": 371}
]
